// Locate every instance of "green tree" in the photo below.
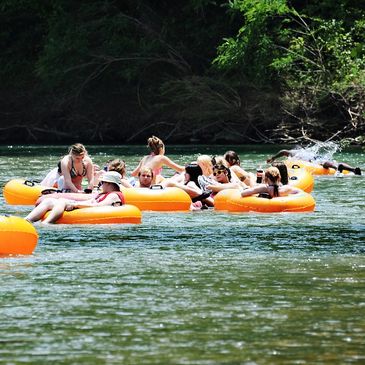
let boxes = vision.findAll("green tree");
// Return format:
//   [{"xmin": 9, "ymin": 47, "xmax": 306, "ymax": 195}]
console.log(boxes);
[{"xmin": 214, "ymin": 0, "xmax": 365, "ymax": 142}]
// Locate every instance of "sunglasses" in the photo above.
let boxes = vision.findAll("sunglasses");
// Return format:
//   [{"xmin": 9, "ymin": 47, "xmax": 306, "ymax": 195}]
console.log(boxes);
[
  {"xmin": 141, "ymin": 174, "xmax": 152, "ymax": 178},
  {"xmin": 213, "ymin": 169, "xmax": 226, "ymax": 176}
]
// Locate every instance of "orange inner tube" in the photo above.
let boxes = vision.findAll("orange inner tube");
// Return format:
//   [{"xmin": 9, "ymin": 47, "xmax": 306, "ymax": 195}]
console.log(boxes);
[{"xmin": 0, "ymin": 216, "xmax": 38, "ymax": 255}]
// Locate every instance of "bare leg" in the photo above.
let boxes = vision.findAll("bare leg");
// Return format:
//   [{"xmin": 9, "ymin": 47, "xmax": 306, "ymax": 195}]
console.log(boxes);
[
  {"xmin": 322, "ymin": 161, "xmax": 338, "ymax": 169},
  {"xmin": 42, "ymin": 199, "xmax": 68, "ymax": 224},
  {"xmin": 322, "ymin": 161, "xmax": 361, "ymax": 174},
  {"xmin": 337, "ymin": 162, "xmax": 361, "ymax": 174},
  {"xmin": 26, "ymin": 199, "xmax": 58, "ymax": 223}
]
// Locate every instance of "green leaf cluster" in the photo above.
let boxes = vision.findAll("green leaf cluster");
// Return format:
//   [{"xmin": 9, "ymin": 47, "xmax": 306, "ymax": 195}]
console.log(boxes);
[
  {"xmin": 0, "ymin": 0, "xmax": 364, "ymax": 143},
  {"xmin": 214, "ymin": 0, "xmax": 365, "ymax": 140}
]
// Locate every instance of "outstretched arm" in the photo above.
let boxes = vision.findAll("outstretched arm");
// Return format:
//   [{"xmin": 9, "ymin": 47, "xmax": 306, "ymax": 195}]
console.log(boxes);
[
  {"xmin": 266, "ymin": 150, "xmax": 293, "ymax": 163},
  {"xmin": 131, "ymin": 157, "xmax": 145, "ymax": 177},
  {"xmin": 161, "ymin": 156, "xmax": 185, "ymax": 173},
  {"xmin": 206, "ymin": 182, "xmax": 241, "ymax": 193},
  {"xmin": 164, "ymin": 179, "xmax": 202, "ymax": 198},
  {"xmin": 84, "ymin": 157, "xmax": 95, "ymax": 190},
  {"xmin": 240, "ymin": 185, "xmax": 267, "ymax": 197}
]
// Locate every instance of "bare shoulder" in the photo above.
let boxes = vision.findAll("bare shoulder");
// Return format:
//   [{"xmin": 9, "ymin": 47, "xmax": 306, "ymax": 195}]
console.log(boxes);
[
  {"xmin": 60, "ymin": 155, "xmax": 71, "ymax": 167},
  {"xmin": 84, "ymin": 156, "xmax": 94, "ymax": 166},
  {"xmin": 140, "ymin": 155, "xmax": 152, "ymax": 165},
  {"xmin": 231, "ymin": 165, "xmax": 243, "ymax": 173},
  {"xmin": 61, "ymin": 155, "xmax": 70, "ymax": 163},
  {"xmin": 159, "ymin": 155, "xmax": 171, "ymax": 162},
  {"xmin": 280, "ymin": 185, "xmax": 300, "ymax": 195}
]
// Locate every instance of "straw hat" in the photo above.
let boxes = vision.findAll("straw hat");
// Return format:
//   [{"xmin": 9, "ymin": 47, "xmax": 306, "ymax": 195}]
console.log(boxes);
[{"xmin": 101, "ymin": 171, "xmax": 122, "ymax": 190}]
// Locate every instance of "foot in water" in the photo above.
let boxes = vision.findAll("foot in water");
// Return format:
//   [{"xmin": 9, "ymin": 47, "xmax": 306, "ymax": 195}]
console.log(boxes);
[
  {"xmin": 354, "ymin": 167, "xmax": 362, "ymax": 175},
  {"xmin": 337, "ymin": 164, "xmax": 361, "ymax": 175}
]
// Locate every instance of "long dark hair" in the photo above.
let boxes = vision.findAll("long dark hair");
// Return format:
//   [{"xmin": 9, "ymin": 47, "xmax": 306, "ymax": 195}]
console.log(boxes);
[
  {"xmin": 224, "ymin": 151, "xmax": 240, "ymax": 166},
  {"xmin": 264, "ymin": 166, "xmax": 281, "ymax": 197},
  {"xmin": 272, "ymin": 161, "xmax": 288, "ymax": 185},
  {"xmin": 185, "ymin": 163, "xmax": 202, "ymax": 186}
]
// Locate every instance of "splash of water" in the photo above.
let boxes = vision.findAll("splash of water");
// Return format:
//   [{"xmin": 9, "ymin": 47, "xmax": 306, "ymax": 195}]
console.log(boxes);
[{"xmin": 292, "ymin": 141, "xmax": 341, "ymax": 162}]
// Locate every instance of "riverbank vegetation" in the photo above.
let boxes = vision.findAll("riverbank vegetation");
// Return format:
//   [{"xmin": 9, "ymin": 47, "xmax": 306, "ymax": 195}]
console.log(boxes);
[{"xmin": 1, "ymin": 0, "xmax": 364, "ymax": 144}]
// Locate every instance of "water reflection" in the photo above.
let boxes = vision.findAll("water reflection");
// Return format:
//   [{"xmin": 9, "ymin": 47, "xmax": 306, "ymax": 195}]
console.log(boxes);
[{"xmin": 0, "ymin": 145, "xmax": 364, "ymax": 364}]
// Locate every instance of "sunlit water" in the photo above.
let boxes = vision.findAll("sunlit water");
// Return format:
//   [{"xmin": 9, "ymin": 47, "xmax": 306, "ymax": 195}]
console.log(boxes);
[{"xmin": 0, "ymin": 145, "xmax": 364, "ymax": 365}]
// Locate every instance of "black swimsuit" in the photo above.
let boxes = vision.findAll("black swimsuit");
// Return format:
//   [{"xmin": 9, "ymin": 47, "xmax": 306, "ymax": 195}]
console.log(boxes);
[{"xmin": 58, "ymin": 157, "xmax": 87, "ymax": 178}]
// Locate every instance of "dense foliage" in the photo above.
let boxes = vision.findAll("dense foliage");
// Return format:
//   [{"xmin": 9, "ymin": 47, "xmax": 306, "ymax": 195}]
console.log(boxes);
[{"xmin": 1, "ymin": 0, "xmax": 364, "ymax": 143}]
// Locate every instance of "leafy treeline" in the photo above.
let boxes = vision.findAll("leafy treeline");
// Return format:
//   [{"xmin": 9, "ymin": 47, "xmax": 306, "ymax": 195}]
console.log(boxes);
[{"xmin": 1, "ymin": 0, "xmax": 364, "ymax": 143}]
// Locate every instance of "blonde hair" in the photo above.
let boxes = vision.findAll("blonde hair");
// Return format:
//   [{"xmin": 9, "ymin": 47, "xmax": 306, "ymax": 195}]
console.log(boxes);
[
  {"xmin": 197, "ymin": 155, "xmax": 213, "ymax": 175},
  {"xmin": 139, "ymin": 167, "xmax": 154, "ymax": 178},
  {"xmin": 264, "ymin": 166, "xmax": 281, "ymax": 183},
  {"xmin": 197, "ymin": 155, "xmax": 212, "ymax": 169},
  {"xmin": 147, "ymin": 136, "xmax": 164, "ymax": 155},
  {"xmin": 69, "ymin": 143, "xmax": 87, "ymax": 156},
  {"xmin": 108, "ymin": 159, "xmax": 126, "ymax": 178}
]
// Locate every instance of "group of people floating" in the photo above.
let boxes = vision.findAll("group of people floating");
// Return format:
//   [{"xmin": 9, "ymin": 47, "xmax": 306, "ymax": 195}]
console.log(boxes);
[{"xmin": 26, "ymin": 136, "xmax": 362, "ymax": 224}]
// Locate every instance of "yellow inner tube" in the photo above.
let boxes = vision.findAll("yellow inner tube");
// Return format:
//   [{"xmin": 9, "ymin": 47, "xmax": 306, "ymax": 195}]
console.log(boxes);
[
  {"xmin": 285, "ymin": 160, "xmax": 349, "ymax": 175},
  {"xmin": 43, "ymin": 204, "xmax": 142, "ymax": 224},
  {"xmin": 0, "ymin": 216, "xmax": 38, "ymax": 255},
  {"xmin": 214, "ymin": 189, "xmax": 315, "ymax": 213},
  {"xmin": 121, "ymin": 187, "xmax": 191, "ymax": 211},
  {"xmin": 288, "ymin": 168, "xmax": 314, "ymax": 192},
  {"xmin": 3, "ymin": 179, "xmax": 44, "ymax": 205}
]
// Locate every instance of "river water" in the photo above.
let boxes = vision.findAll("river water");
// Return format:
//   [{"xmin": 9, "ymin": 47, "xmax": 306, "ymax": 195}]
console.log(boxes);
[{"xmin": 0, "ymin": 145, "xmax": 364, "ymax": 364}]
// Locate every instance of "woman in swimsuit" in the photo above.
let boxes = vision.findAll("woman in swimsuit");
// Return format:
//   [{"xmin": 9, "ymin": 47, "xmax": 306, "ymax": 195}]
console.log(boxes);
[
  {"xmin": 205, "ymin": 163, "xmax": 242, "ymax": 196},
  {"xmin": 26, "ymin": 171, "xmax": 124, "ymax": 224},
  {"xmin": 224, "ymin": 150, "xmax": 255, "ymax": 187},
  {"xmin": 131, "ymin": 135, "xmax": 185, "ymax": 184},
  {"xmin": 58, "ymin": 143, "xmax": 94, "ymax": 193},
  {"xmin": 240, "ymin": 166, "xmax": 300, "ymax": 198}
]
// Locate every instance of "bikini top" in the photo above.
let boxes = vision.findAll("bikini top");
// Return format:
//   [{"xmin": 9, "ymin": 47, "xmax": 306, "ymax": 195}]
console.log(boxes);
[
  {"xmin": 266, "ymin": 183, "xmax": 279, "ymax": 197},
  {"xmin": 153, "ymin": 167, "xmax": 163, "ymax": 176},
  {"xmin": 58, "ymin": 156, "xmax": 87, "ymax": 178}
]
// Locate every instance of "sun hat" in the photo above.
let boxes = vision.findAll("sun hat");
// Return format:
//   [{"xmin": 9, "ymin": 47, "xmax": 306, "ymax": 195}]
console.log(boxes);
[{"xmin": 101, "ymin": 171, "xmax": 123, "ymax": 190}]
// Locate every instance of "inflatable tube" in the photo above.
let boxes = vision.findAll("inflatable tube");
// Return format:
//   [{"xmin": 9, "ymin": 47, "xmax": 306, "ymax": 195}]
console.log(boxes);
[
  {"xmin": 36, "ymin": 187, "xmax": 192, "ymax": 211},
  {"xmin": 284, "ymin": 160, "xmax": 350, "ymax": 175},
  {"xmin": 0, "ymin": 216, "xmax": 38, "ymax": 255},
  {"xmin": 122, "ymin": 187, "xmax": 191, "ymax": 211},
  {"xmin": 44, "ymin": 204, "xmax": 142, "ymax": 224},
  {"xmin": 288, "ymin": 168, "xmax": 314, "ymax": 193},
  {"xmin": 3, "ymin": 179, "xmax": 44, "ymax": 205},
  {"xmin": 214, "ymin": 189, "xmax": 315, "ymax": 213}
]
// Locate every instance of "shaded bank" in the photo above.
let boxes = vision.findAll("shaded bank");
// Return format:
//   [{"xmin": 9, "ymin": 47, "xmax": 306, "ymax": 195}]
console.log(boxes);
[{"xmin": 1, "ymin": 1, "xmax": 364, "ymax": 144}]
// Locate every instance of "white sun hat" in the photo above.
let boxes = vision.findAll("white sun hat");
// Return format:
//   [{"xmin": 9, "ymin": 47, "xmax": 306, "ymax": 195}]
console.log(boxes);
[{"xmin": 101, "ymin": 171, "xmax": 123, "ymax": 190}]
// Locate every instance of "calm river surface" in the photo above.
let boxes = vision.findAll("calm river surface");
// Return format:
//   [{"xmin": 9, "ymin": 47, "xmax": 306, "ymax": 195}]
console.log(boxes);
[{"xmin": 0, "ymin": 145, "xmax": 364, "ymax": 365}]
